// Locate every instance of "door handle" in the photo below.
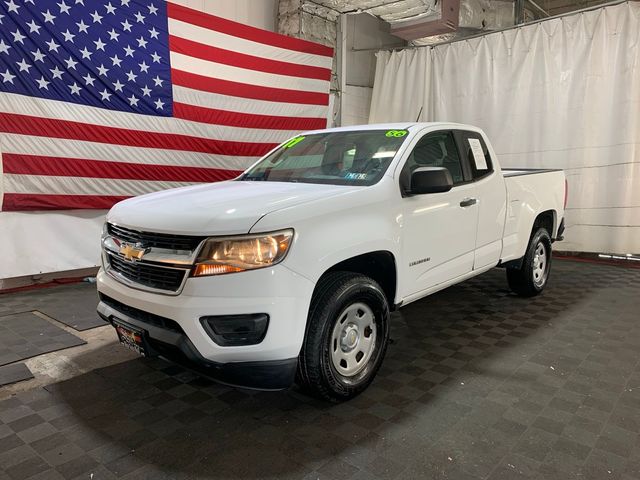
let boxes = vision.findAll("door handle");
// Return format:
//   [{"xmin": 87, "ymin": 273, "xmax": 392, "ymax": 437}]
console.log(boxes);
[{"xmin": 460, "ymin": 197, "xmax": 478, "ymax": 207}]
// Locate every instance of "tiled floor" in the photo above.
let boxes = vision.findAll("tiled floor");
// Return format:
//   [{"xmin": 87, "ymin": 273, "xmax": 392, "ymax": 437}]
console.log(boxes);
[
  {"xmin": 0, "ymin": 283, "xmax": 103, "ymax": 331},
  {"xmin": 0, "ymin": 259, "xmax": 639, "ymax": 480},
  {"xmin": 0, "ymin": 312, "xmax": 85, "ymax": 367}
]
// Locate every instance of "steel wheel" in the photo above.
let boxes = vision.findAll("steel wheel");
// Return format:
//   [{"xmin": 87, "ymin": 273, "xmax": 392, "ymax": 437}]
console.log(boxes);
[
  {"xmin": 297, "ymin": 272, "xmax": 390, "ymax": 401},
  {"xmin": 507, "ymin": 228, "xmax": 552, "ymax": 297},
  {"xmin": 330, "ymin": 302, "xmax": 377, "ymax": 377},
  {"xmin": 532, "ymin": 241, "xmax": 548, "ymax": 287}
]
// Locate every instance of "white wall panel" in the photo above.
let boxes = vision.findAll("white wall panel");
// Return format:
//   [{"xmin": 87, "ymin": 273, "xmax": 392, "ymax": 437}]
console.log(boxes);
[
  {"xmin": 169, "ymin": 0, "xmax": 277, "ymax": 31},
  {"xmin": 345, "ymin": 14, "xmax": 404, "ymax": 88},
  {"xmin": 340, "ymin": 13, "xmax": 404, "ymax": 126},
  {"xmin": 342, "ymin": 86, "xmax": 372, "ymax": 126},
  {"xmin": 0, "ymin": 210, "xmax": 105, "ymax": 280}
]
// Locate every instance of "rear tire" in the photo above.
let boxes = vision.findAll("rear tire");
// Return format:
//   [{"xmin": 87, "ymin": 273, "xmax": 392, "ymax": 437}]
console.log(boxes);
[
  {"xmin": 507, "ymin": 228, "xmax": 552, "ymax": 297},
  {"xmin": 297, "ymin": 272, "xmax": 390, "ymax": 402}
]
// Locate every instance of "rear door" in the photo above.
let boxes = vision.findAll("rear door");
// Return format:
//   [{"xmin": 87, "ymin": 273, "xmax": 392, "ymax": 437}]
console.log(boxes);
[
  {"xmin": 399, "ymin": 130, "xmax": 479, "ymax": 297},
  {"xmin": 454, "ymin": 131, "xmax": 507, "ymax": 270}
]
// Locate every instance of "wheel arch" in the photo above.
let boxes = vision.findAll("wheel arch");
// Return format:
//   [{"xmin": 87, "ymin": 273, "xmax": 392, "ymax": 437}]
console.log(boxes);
[
  {"xmin": 500, "ymin": 210, "xmax": 556, "ymax": 269},
  {"xmin": 533, "ymin": 209, "xmax": 557, "ymax": 238},
  {"xmin": 316, "ymin": 251, "xmax": 398, "ymax": 310}
]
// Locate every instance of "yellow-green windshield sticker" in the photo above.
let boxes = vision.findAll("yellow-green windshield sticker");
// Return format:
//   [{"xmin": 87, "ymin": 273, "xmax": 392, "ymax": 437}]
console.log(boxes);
[
  {"xmin": 385, "ymin": 130, "xmax": 408, "ymax": 138},
  {"xmin": 283, "ymin": 136, "xmax": 305, "ymax": 148}
]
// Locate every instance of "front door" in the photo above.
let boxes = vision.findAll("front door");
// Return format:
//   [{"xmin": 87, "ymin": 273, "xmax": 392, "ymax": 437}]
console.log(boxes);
[{"xmin": 399, "ymin": 130, "xmax": 479, "ymax": 297}]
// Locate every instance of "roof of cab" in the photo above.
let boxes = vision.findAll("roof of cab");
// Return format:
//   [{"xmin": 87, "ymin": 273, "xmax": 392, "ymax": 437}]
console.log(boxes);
[{"xmin": 302, "ymin": 122, "xmax": 478, "ymax": 135}]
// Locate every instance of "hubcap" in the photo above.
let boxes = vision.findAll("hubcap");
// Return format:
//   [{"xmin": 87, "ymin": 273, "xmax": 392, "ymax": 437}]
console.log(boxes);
[
  {"xmin": 532, "ymin": 241, "xmax": 548, "ymax": 287},
  {"xmin": 330, "ymin": 302, "xmax": 377, "ymax": 377}
]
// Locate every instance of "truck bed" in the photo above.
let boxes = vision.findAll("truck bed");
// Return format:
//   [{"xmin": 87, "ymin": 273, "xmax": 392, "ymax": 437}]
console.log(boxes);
[{"xmin": 500, "ymin": 168, "xmax": 566, "ymax": 261}]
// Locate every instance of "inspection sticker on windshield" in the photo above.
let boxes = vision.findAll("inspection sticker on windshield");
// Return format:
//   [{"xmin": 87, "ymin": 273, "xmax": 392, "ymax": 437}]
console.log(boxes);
[
  {"xmin": 385, "ymin": 130, "xmax": 407, "ymax": 138},
  {"xmin": 283, "ymin": 136, "xmax": 305, "ymax": 148},
  {"xmin": 468, "ymin": 138, "xmax": 488, "ymax": 170},
  {"xmin": 345, "ymin": 173, "xmax": 367, "ymax": 180}
]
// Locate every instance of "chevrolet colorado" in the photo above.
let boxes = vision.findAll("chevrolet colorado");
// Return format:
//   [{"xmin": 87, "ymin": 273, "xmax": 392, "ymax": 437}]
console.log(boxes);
[{"xmin": 97, "ymin": 123, "xmax": 566, "ymax": 401}]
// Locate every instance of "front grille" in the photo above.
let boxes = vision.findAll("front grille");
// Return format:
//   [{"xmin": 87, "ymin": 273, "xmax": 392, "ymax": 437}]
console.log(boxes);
[
  {"xmin": 107, "ymin": 223, "xmax": 204, "ymax": 251},
  {"xmin": 108, "ymin": 253, "xmax": 187, "ymax": 291},
  {"xmin": 99, "ymin": 293, "xmax": 184, "ymax": 333}
]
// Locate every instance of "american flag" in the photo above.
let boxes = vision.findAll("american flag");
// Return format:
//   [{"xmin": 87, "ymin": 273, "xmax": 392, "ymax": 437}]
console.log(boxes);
[{"xmin": 0, "ymin": 0, "xmax": 333, "ymax": 211}]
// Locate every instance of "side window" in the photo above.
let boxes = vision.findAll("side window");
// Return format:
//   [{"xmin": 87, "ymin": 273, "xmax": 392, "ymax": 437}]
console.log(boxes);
[
  {"xmin": 400, "ymin": 131, "xmax": 465, "ymax": 191},
  {"xmin": 459, "ymin": 132, "xmax": 493, "ymax": 180}
]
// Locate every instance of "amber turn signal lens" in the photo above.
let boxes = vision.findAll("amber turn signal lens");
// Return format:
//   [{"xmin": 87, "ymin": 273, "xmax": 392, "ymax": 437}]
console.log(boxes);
[{"xmin": 193, "ymin": 264, "xmax": 244, "ymax": 276}]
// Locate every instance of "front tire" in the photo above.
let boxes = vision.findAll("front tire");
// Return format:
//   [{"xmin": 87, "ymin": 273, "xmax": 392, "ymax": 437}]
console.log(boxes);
[
  {"xmin": 297, "ymin": 272, "xmax": 390, "ymax": 402},
  {"xmin": 507, "ymin": 227, "xmax": 552, "ymax": 297}
]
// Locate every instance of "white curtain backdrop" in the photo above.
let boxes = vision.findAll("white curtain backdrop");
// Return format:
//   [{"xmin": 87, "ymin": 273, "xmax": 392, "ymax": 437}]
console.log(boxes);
[{"xmin": 370, "ymin": 2, "xmax": 640, "ymax": 254}]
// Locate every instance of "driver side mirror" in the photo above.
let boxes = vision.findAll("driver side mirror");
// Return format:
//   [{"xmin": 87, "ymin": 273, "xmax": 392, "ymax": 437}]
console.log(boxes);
[{"xmin": 409, "ymin": 167, "xmax": 454, "ymax": 195}]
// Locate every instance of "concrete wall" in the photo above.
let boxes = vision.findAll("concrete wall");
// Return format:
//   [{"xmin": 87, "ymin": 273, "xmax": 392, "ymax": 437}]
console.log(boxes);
[{"xmin": 170, "ymin": 0, "xmax": 278, "ymax": 31}]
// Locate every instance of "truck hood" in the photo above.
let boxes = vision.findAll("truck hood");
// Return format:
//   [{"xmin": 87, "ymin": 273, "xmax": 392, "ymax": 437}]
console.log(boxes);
[{"xmin": 107, "ymin": 181, "xmax": 360, "ymax": 235}]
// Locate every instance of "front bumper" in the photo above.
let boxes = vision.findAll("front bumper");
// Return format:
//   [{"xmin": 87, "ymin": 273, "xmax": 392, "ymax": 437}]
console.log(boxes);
[
  {"xmin": 96, "ymin": 264, "xmax": 315, "ymax": 389},
  {"xmin": 98, "ymin": 296, "xmax": 297, "ymax": 389}
]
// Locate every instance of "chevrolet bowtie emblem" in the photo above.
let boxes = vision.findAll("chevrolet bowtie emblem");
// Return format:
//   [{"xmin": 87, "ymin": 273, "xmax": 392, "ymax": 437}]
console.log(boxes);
[{"xmin": 119, "ymin": 242, "xmax": 149, "ymax": 262}]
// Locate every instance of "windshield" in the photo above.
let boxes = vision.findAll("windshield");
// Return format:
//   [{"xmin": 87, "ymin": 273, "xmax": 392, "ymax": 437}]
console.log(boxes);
[{"xmin": 239, "ymin": 129, "xmax": 409, "ymax": 186}]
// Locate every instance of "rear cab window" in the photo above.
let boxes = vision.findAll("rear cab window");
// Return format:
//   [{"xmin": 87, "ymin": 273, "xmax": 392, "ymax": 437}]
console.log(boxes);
[{"xmin": 455, "ymin": 131, "xmax": 494, "ymax": 180}]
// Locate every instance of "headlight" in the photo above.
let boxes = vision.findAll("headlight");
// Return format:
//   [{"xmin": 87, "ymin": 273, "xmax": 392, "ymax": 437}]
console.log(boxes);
[{"xmin": 193, "ymin": 229, "xmax": 293, "ymax": 276}]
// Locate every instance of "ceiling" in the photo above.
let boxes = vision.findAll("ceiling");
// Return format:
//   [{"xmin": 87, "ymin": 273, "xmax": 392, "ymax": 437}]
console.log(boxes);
[
  {"xmin": 307, "ymin": 0, "xmax": 611, "ymax": 39},
  {"xmin": 308, "ymin": 0, "xmax": 439, "ymax": 24}
]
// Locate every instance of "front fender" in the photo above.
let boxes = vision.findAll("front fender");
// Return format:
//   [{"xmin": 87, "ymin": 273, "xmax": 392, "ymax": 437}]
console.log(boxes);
[{"xmin": 250, "ymin": 179, "xmax": 402, "ymax": 295}]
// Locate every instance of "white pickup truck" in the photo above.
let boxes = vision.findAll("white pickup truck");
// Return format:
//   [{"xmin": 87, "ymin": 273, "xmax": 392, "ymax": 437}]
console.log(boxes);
[{"xmin": 97, "ymin": 123, "xmax": 566, "ymax": 401}]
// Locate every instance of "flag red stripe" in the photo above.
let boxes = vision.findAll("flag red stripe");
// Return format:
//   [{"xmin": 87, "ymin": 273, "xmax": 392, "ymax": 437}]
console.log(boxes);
[
  {"xmin": 171, "ymin": 69, "xmax": 329, "ymax": 106},
  {"xmin": 2, "ymin": 153, "xmax": 242, "ymax": 182},
  {"xmin": 2, "ymin": 193, "xmax": 129, "ymax": 211},
  {"xmin": 0, "ymin": 113, "xmax": 276, "ymax": 157},
  {"xmin": 167, "ymin": 2, "xmax": 334, "ymax": 58},
  {"xmin": 173, "ymin": 102, "xmax": 326, "ymax": 130},
  {"xmin": 169, "ymin": 35, "xmax": 331, "ymax": 81}
]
